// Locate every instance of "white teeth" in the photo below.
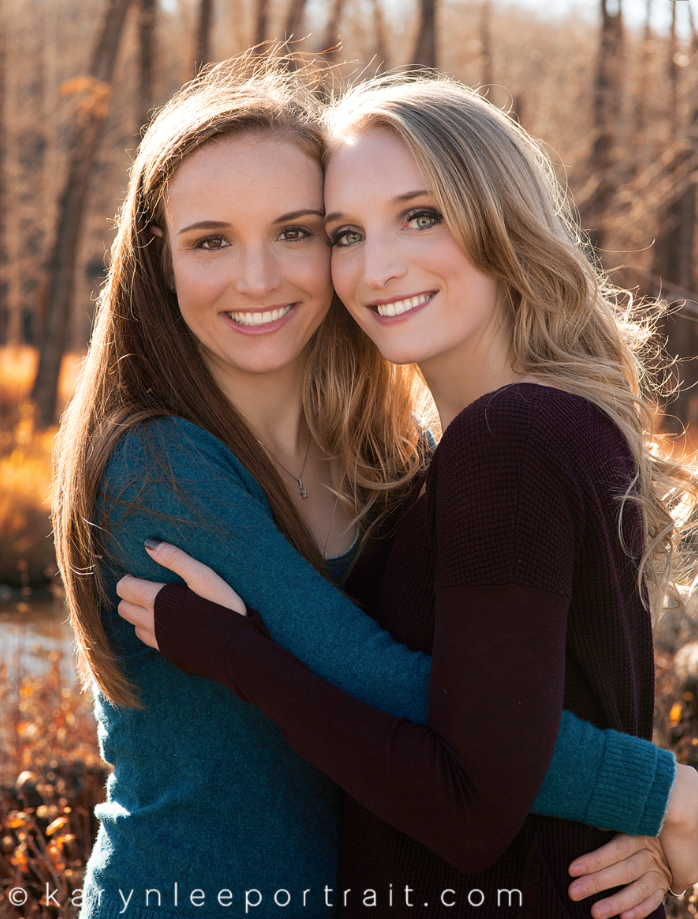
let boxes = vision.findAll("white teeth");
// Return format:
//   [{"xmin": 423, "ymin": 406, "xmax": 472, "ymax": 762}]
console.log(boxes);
[
  {"xmin": 227, "ymin": 305, "xmax": 293, "ymax": 326},
  {"xmin": 376, "ymin": 292, "xmax": 432, "ymax": 318}
]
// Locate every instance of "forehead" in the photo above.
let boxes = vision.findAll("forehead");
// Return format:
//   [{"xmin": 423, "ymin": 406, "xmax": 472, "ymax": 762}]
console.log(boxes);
[
  {"xmin": 165, "ymin": 134, "xmax": 324, "ymax": 221},
  {"xmin": 325, "ymin": 128, "xmax": 424, "ymax": 203}
]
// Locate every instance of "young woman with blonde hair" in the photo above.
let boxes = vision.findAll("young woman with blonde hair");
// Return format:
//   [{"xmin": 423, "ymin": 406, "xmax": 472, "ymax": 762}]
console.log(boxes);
[{"xmin": 117, "ymin": 72, "xmax": 698, "ymax": 919}]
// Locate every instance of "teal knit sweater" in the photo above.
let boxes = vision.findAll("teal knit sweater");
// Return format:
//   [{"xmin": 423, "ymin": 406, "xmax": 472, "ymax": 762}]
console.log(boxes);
[{"xmin": 80, "ymin": 417, "xmax": 675, "ymax": 919}]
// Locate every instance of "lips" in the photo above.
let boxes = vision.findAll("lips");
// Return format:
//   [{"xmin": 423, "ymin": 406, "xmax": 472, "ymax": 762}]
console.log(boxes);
[
  {"xmin": 370, "ymin": 292, "xmax": 435, "ymax": 318},
  {"xmin": 227, "ymin": 305, "xmax": 294, "ymax": 326}
]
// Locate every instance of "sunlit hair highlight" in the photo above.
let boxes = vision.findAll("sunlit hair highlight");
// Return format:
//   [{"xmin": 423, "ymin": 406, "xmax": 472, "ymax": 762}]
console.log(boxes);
[
  {"xmin": 324, "ymin": 74, "xmax": 698, "ymax": 614},
  {"xmin": 54, "ymin": 53, "xmax": 428, "ymax": 708}
]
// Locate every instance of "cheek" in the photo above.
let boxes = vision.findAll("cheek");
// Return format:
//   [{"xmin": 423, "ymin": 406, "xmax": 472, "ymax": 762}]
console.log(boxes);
[
  {"xmin": 330, "ymin": 251, "xmax": 360, "ymax": 308},
  {"xmin": 282, "ymin": 246, "xmax": 332, "ymax": 299}
]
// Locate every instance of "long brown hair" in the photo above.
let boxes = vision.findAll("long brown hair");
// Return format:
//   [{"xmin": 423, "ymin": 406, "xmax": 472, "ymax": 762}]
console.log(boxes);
[
  {"xmin": 54, "ymin": 54, "xmax": 427, "ymax": 709},
  {"xmin": 324, "ymin": 75, "xmax": 698, "ymax": 614}
]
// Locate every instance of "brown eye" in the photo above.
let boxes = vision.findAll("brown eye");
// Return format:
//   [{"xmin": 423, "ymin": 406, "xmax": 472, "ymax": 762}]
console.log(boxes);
[
  {"xmin": 280, "ymin": 226, "xmax": 310, "ymax": 241},
  {"xmin": 202, "ymin": 236, "xmax": 224, "ymax": 249}
]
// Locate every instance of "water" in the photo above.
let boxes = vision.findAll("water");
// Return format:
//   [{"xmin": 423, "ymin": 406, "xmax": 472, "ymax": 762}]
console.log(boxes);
[{"xmin": 0, "ymin": 597, "xmax": 77, "ymax": 677}]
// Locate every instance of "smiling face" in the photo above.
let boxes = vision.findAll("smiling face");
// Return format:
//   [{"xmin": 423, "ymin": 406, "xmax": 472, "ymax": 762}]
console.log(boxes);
[
  {"xmin": 162, "ymin": 133, "xmax": 332, "ymax": 390},
  {"xmin": 324, "ymin": 128, "xmax": 511, "ymax": 389}
]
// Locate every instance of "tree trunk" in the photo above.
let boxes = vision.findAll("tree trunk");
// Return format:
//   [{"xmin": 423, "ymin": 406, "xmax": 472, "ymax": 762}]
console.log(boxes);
[
  {"xmin": 480, "ymin": 0, "xmax": 493, "ymax": 88},
  {"xmin": 254, "ymin": 0, "xmax": 270, "ymax": 46},
  {"xmin": 0, "ymin": 0, "xmax": 6, "ymax": 345},
  {"xmin": 410, "ymin": 0, "xmax": 437, "ymax": 69},
  {"xmin": 284, "ymin": 0, "xmax": 308, "ymax": 42},
  {"xmin": 582, "ymin": 0, "xmax": 623, "ymax": 253},
  {"xmin": 193, "ymin": 0, "xmax": 213, "ymax": 74},
  {"xmin": 632, "ymin": 0, "xmax": 652, "ymax": 139},
  {"xmin": 653, "ymin": 11, "xmax": 698, "ymax": 434},
  {"xmin": 138, "ymin": 0, "xmax": 156, "ymax": 134},
  {"xmin": 30, "ymin": 0, "xmax": 135, "ymax": 427},
  {"xmin": 321, "ymin": 0, "xmax": 346, "ymax": 58},
  {"xmin": 371, "ymin": 0, "xmax": 389, "ymax": 72}
]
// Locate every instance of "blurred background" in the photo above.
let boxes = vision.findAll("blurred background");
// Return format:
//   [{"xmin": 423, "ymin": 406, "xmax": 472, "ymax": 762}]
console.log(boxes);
[{"xmin": 2, "ymin": 1, "xmax": 698, "ymax": 915}]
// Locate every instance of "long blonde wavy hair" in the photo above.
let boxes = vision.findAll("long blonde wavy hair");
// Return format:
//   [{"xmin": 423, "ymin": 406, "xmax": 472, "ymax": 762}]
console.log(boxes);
[
  {"xmin": 323, "ymin": 74, "xmax": 698, "ymax": 613},
  {"xmin": 54, "ymin": 55, "xmax": 429, "ymax": 709}
]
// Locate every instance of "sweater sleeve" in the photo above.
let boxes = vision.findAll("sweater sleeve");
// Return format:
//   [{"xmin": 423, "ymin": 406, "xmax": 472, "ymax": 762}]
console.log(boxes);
[
  {"xmin": 146, "ymin": 410, "xmax": 673, "ymax": 859},
  {"xmin": 99, "ymin": 417, "xmax": 430, "ymax": 723}
]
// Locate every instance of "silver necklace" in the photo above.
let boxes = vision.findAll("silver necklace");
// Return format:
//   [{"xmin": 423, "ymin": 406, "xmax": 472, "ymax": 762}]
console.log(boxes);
[{"xmin": 258, "ymin": 431, "xmax": 312, "ymax": 499}]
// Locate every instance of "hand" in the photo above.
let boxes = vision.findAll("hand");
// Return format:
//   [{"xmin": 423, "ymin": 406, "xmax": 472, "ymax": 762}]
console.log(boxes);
[
  {"xmin": 567, "ymin": 833, "xmax": 671, "ymax": 919},
  {"xmin": 658, "ymin": 763, "xmax": 698, "ymax": 895},
  {"xmin": 117, "ymin": 539, "xmax": 247, "ymax": 649}
]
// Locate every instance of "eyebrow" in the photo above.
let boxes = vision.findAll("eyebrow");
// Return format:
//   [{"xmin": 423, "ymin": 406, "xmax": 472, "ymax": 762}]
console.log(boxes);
[
  {"xmin": 324, "ymin": 189, "xmax": 432, "ymax": 225},
  {"xmin": 178, "ymin": 210, "xmax": 325, "ymax": 236}
]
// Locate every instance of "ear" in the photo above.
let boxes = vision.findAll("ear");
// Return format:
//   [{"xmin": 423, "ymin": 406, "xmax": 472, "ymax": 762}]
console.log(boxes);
[{"xmin": 150, "ymin": 226, "xmax": 163, "ymax": 238}]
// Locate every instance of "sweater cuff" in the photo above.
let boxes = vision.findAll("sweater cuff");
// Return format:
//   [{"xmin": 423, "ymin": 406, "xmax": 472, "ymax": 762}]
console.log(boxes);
[
  {"xmin": 585, "ymin": 731, "xmax": 676, "ymax": 836},
  {"xmin": 154, "ymin": 582, "xmax": 267, "ymax": 686}
]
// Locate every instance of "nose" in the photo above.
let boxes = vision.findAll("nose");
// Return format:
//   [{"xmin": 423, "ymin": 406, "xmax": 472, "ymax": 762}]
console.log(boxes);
[
  {"xmin": 361, "ymin": 234, "xmax": 407, "ymax": 291},
  {"xmin": 234, "ymin": 244, "xmax": 282, "ymax": 297}
]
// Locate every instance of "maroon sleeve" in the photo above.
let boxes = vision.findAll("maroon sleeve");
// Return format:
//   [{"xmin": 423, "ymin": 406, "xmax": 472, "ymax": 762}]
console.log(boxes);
[{"xmin": 153, "ymin": 390, "xmax": 580, "ymax": 874}]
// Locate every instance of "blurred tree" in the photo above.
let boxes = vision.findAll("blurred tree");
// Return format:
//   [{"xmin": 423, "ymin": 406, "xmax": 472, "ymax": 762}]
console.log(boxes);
[
  {"xmin": 653, "ymin": 0, "xmax": 698, "ymax": 432},
  {"xmin": 480, "ymin": 0, "xmax": 493, "ymax": 87},
  {"xmin": 371, "ymin": 0, "xmax": 389, "ymax": 71},
  {"xmin": 321, "ymin": 0, "xmax": 347, "ymax": 57},
  {"xmin": 254, "ymin": 0, "xmax": 270, "ymax": 46},
  {"xmin": 632, "ymin": 0, "xmax": 652, "ymax": 140},
  {"xmin": 284, "ymin": 0, "xmax": 308, "ymax": 42},
  {"xmin": 30, "ymin": 0, "xmax": 135, "ymax": 427},
  {"xmin": 0, "ymin": 0, "xmax": 6, "ymax": 345},
  {"xmin": 138, "ymin": 0, "xmax": 157, "ymax": 135},
  {"xmin": 583, "ymin": 0, "xmax": 623, "ymax": 252},
  {"xmin": 411, "ymin": 0, "xmax": 437, "ymax": 68},
  {"xmin": 194, "ymin": 0, "xmax": 213, "ymax": 73}
]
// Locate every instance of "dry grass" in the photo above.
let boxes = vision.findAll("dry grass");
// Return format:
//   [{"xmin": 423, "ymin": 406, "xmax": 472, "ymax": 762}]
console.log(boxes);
[
  {"xmin": 0, "ymin": 348, "xmax": 83, "ymax": 587},
  {"xmin": 0, "ymin": 634, "xmax": 104, "ymax": 918}
]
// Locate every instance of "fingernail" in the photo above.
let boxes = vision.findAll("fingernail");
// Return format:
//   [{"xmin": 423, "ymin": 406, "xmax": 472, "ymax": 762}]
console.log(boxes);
[
  {"xmin": 595, "ymin": 906, "xmax": 610, "ymax": 919},
  {"xmin": 144, "ymin": 538, "xmax": 162, "ymax": 550},
  {"xmin": 569, "ymin": 883, "xmax": 586, "ymax": 901}
]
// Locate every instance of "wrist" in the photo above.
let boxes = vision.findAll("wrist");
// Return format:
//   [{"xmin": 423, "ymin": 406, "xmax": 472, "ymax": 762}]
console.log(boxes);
[{"xmin": 662, "ymin": 764, "xmax": 698, "ymax": 835}]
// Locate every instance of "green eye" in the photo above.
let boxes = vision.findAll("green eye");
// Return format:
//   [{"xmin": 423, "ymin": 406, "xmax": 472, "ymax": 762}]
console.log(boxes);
[
  {"xmin": 329, "ymin": 228, "xmax": 363, "ymax": 248},
  {"xmin": 407, "ymin": 210, "xmax": 441, "ymax": 230}
]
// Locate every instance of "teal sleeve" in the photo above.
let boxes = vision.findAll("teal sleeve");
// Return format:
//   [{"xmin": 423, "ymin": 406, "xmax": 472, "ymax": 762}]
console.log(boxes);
[
  {"xmin": 103, "ymin": 417, "xmax": 674, "ymax": 836},
  {"xmin": 532, "ymin": 709, "xmax": 675, "ymax": 835}
]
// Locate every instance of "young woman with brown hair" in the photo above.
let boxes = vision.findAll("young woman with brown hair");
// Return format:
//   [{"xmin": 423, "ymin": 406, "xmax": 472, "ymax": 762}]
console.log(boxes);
[{"xmin": 115, "ymin": 73, "xmax": 698, "ymax": 919}]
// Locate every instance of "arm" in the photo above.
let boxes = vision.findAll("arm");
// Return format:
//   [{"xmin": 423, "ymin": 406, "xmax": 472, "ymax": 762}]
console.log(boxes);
[
  {"xmin": 117, "ymin": 414, "xmax": 673, "ymax": 860},
  {"xmin": 100, "ymin": 417, "xmax": 431, "ymax": 722}
]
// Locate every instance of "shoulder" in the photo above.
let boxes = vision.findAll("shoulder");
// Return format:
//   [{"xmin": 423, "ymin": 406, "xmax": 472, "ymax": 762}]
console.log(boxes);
[
  {"xmin": 439, "ymin": 383, "xmax": 630, "ymax": 470},
  {"xmin": 103, "ymin": 416, "xmax": 265, "ymax": 502}
]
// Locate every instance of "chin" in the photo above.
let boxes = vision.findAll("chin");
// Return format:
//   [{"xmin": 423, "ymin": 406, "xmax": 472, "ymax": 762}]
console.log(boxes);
[{"xmin": 376, "ymin": 344, "xmax": 428, "ymax": 366}]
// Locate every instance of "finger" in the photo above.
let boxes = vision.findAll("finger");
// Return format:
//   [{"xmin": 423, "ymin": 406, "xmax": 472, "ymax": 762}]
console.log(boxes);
[
  {"xmin": 586, "ymin": 872, "xmax": 665, "ymax": 916},
  {"xmin": 144, "ymin": 539, "xmax": 246, "ymax": 613},
  {"xmin": 118, "ymin": 599, "xmax": 154, "ymax": 631},
  {"xmin": 590, "ymin": 882, "xmax": 666, "ymax": 919},
  {"xmin": 570, "ymin": 852, "xmax": 663, "ymax": 902},
  {"xmin": 569, "ymin": 834, "xmax": 641, "ymax": 877},
  {"xmin": 116, "ymin": 574, "xmax": 164, "ymax": 608},
  {"xmin": 618, "ymin": 889, "xmax": 667, "ymax": 919},
  {"xmin": 134, "ymin": 625, "xmax": 159, "ymax": 650},
  {"xmin": 143, "ymin": 539, "xmax": 212, "ymax": 588}
]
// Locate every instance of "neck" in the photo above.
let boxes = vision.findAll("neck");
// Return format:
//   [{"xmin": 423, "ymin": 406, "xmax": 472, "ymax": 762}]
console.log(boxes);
[
  {"xmin": 205, "ymin": 352, "xmax": 309, "ymax": 455},
  {"xmin": 419, "ymin": 331, "xmax": 524, "ymax": 432}
]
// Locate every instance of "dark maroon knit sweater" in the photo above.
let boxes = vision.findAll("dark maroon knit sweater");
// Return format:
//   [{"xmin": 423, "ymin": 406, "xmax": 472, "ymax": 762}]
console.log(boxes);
[{"xmin": 155, "ymin": 384, "xmax": 663, "ymax": 919}]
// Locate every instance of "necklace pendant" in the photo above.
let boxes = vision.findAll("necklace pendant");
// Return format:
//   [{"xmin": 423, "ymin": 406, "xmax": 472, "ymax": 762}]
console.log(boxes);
[{"xmin": 297, "ymin": 479, "xmax": 308, "ymax": 499}]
